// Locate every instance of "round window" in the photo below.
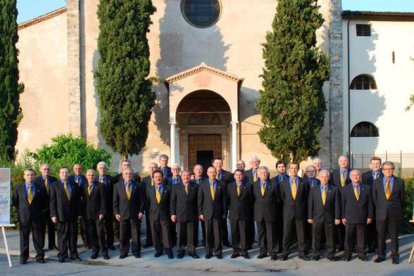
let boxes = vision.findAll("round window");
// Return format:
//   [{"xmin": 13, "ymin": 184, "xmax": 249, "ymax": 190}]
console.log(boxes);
[{"xmin": 181, "ymin": 0, "xmax": 221, "ymax": 28}]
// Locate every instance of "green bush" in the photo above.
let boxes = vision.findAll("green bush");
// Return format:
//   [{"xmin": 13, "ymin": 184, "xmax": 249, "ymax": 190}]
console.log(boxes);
[{"xmin": 29, "ymin": 134, "xmax": 111, "ymax": 175}]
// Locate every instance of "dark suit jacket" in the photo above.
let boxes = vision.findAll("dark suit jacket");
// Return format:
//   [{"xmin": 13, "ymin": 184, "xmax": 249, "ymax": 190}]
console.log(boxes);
[
  {"xmin": 372, "ymin": 176, "xmax": 405, "ymax": 221},
  {"xmin": 113, "ymin": 181, "xmax": 144, "ymax": 221},
  {"xmin": 217, "ymin": 169, "xmax": 234, "ymax": 185},
  {"xmin": 81, "ymin": 181, "xmax": 106, "ymax": 220},
  {"xmin": 167, "ymin": 175, "xmax": 183, "ymax": 188},
  {"xmin": 253, "ymin": 179, "xmax": 278, "ymax": 222},
  {"xmin": 13, "ymin": 183, "xmax": 47, "ymax": 225},
  {"xmin": 330, "ymin": 168, "xmax": 351, "ymax": 188},
  {"xmin": 308, "ymin": 184, "xmax": 341, "ymax": 224},
  {"xmin": 158, "ymin": 166, "xmax": 172, "ymax": 179},
  {"xmin": 274, "ymin": 174, "xmax": 289, "ymax": 185},
  {"xmin": 98, "ymin": 174, "xmax": 114, "ymax": 215},
  {"xmin": 244, "ymin": 168, "xmax": 259, "ymax": 185},
  {"xmin": 50, "ymin": 180, "xmax": 81, "ymax": 222},
  {"xmin": 198, "ymin": 179, "xmax": 227, "ymax": 220},
  {"xmin": 69, "ymin": 174, "xmax": 87, "ymax": 189},
  {"xmin": 34, "ymin": 175, "xmax": 57, "ymax": 212},
  {"xmin": 146, "ymin": 183, "xmax": 171, "ymax": 221},
  {"xmin": 280, "ymin": 177, "xmax": 309, "ymax": 220},
  {"xmin": 341, "ymin": 183, "xmax": 373, "ymax": 224},
  {"xmin": 170, "ymin": 181, "xmax": 198, "ymax": 222},
  {"xmin": 362, "ymin": 170, "xmax": 383, "ymax": 187},
  {"xmin": 227, "ymin": 181, "xmax": 253, "ymax": 221}
]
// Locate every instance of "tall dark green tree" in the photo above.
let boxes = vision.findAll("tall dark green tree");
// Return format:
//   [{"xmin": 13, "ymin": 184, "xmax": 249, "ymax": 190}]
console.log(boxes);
[
  {"xmin": 257, "ymin": 0, "xmax": 330, "ymax": 163},
  {"xmin": 0, "ymin": 0, "xmax": 23, "ymax": 163},
  {"xmin": 95, "ymin": 0, "xmax": 156, "ymax": 158}
]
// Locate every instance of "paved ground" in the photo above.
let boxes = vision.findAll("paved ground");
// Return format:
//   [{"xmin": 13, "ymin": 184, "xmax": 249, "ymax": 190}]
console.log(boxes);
[{"xmin": 0, "ymin": 229, "xmax": 413, "ymax": 275}]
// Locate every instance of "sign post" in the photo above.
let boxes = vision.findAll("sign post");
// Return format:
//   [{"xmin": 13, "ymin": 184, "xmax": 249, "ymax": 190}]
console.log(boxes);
[{"xmin": 0, "ymin": 168, "xmax": 13, "ymax": 267}]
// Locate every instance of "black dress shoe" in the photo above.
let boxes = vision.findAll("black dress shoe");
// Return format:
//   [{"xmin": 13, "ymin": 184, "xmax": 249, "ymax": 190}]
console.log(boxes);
[
  {"xmin": 343, "ymin": 255, "xmax": 351, "ymax": 262},
  {"xmin": 280, "ymin": 254, "xmax": 288, "ymax": 261},
  {"xmin": 358, "ymin": 256, "xmax": 368, "ymax": 261},
  {"xmin": 90, "ymin": 252, "xmax": 99, "ymax": 259},
  {"xmin": 205, "ymin": 254, "xmax": 212, "ymax": 259},
  {"xmin": 188, "ymin": 252, "xmax": 200, "ymax": 259},
  {"xmin": 119, "ymin": 254, "xmax": 127, "ymax": 259},
  {"xmin": 374, "ymin": 257, "xmax": 385, "ymax": 263},
  {"xmin": 216, "ymin": 254, "xmax": 223, "ymax": 259},
  {"xmin": 327, "ymin": 255, "xmax": 336, "ymax": 261},
  {"xmin": 313, "ymin": 254, "xmax": 320, "ymax": 261},
  {"xmin": 20, "ymin": 259, "xmax": 27, "ymax": 265},
  {"xmin": 242, "ymin": 253, "xmax": 250, "ymax": 259},
  {"xmin": 103, "ymin": 254, "xmax": 110, "ymax": 260},
  {"xmin": 271, "ymin": 254, "xmax": 278, "ymax": 260},
  {"xmin": 154, "ymin": 252, "xmax": 163, "ymax": 257},
  {"xmin": 167, "ymin": 249, "xmax": 174, "ymax": 259},
  {"xmin": 37, "ymin": 258, "xmax": 46, "ymax": 264},
  {"xmin": 299, "ymin": 255, "xmax": 310, "ymax": 261},
  {"xmin": 231, "ymin": 253, "xmax": 240, "ymax": 258},
  {"xmin": 71, "ymin": 255, "xmax": 82, "ymax": 261},
  {"xmin": 257, "ymin": 253, "xmax": 267, "ymax": 259},
  {"xmin": 177, "ymin": 252, "xmax": 185, "ymax": 259},
  {"xmin": 392, "ymin": 258, "xmax": 399, "ymax": 264},
  {"xmin": 133, "ymin": 253, "xmax": 141, "ymax": 258},
  {"xmin": 108, "ymin": 245, "xmax": 116, "ymax": 251}
]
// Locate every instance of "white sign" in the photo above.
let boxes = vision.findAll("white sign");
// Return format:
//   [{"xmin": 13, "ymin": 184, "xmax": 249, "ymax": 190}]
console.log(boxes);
[{"xmin": 0, "ymin": 168, "xmax": 11, "ymax": 225}]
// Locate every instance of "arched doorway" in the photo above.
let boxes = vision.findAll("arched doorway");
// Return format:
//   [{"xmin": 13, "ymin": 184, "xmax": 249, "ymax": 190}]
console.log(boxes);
[{"xmin": 177, "ymin": 90, "xmax": 231, "ymax": 170}]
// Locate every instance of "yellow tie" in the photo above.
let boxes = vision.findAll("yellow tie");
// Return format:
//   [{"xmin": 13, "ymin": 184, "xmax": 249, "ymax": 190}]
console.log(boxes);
[
  {"xmin": 64, "ymin": 181, "xmax": 70, "ymax": 201},
  {"xmin": 322, "ymin": 186, "xmax": 327, "ymax": 206},
  {"xmin": 88, "ymin": 184, "xmax": 93, "ymax": 196},
  {"xmin": 156, "ymin": 185, "xmax": 161, "ymax": 203},
  {"xmin": 261, "ymin": 182, "xmax": 265, "ymax": 197},
  {"xmin": 291, "ymin": 178, "xmax": 297, "ymax": 200},
  {"xmin": 354, "ymin": 185, "xmax": 359, "ymax": 201},
  {"xmin": 385, "ymin": 178, "xmax": 391, "ymax": 200},
  {"xmin": 340, "ymin": 171, "xmax": 345, "ymax": 187},
  {"xmin": 253, "ymin": 171, "xmax": 257, "ymax": 182},
  {"xmin": 28, "ymin": 184, "xmax": 33, "ymax": 204},
  {"xmin": 237, "ymin": 184, "xmax": 241, "ymax": 197},
  {"xmin": 44, "ymin": 178, "xmax": 49, "ymax": 194},
  {"xmin": 210, "ymin": 183, "xmax": 215, "ymax": 201},
  {"xmin": 185, "ymin": 184, "xmax": 188, "ymax": 195},
  {"xmin": 126, "ymin": 183, "xmax": 131, "ymax": 200},
  {"xmin": 374, "ymin": 172, "xmax": 378, "ymax": 180}
]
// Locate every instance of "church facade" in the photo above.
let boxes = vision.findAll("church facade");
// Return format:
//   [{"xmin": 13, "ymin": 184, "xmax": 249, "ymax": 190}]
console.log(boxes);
[{"xmin": 15, "ymin": 0, "xmax": 414, "ymax": 174}]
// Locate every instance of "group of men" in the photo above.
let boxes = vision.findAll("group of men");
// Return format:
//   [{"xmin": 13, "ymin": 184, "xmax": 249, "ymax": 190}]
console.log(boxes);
[{"xmin": 13, "ymin": 154, "xmax": 404, "ymax": 265}]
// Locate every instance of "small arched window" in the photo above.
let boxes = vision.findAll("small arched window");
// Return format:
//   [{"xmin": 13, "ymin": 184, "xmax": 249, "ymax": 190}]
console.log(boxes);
[
  {"xmin": 350, "ymin": 74, "xmax": 377, "ymax": 90},
  {"xmin": 351, "ymin": 121, "xmax": 379, "ymax": 137}
]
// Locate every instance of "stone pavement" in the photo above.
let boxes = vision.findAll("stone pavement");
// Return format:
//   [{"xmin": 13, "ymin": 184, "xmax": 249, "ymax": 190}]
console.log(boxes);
[{"xmin": 0, "ymin": 229, "xmax": 413, "ymax": 275}]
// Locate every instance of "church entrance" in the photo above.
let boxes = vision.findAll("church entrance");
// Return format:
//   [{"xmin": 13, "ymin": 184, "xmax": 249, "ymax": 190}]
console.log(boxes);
[{"xmin": 177, "ymin": 90, "xmax": 231, "ymax": 170}]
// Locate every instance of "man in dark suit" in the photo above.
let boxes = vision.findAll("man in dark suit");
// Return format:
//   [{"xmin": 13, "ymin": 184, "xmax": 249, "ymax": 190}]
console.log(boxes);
[
  {"xmin": 34, "ymin": 163, "xmax": 57, "ymax": 251},
  {"xmin": 307, "ymin": 170, "xmax": 341, "ymax": 261},
  {"xmin": 141, "ymin": 162, "xmax": 158, "ymax": 248},
  {"xmin": 50, "ymin": 167, "xmax": 82, "ymax": 262},
  {"xmin": 146, "ymin": 170, "xmax": 173, "ymax": 258},
  {"xmin": 227, "ymin": 169, "xmax": 253, "ymax": 259},
  {"xmin": 331, "ymin": 155, "xmax": 351, "ymax": 251},
  {"xmin": 193, "ymin": 164, "xmax": 206, "ymax": 246},
  {"xmin": 212, "ymin": 157, "xmax": 232, "ymax": 247},
  {"xmin": 272, "ymin": 160, "xmax": 288, "ymax": 253},
  {"xmin": 170, "ymin": 170, "xmax": 199, "ymax": 259},
  {"xmin": 69, "ymin": 164, "xmax": 89, "ymax": 249},
  {"xmin": 198, "ymin": 166, "xmax": 227, "ymax": 259},
  {"xmin": 82, "ymin": 169, "xmax": 108, "ymax": 259},
  {"xmin": 96, "ymin": 161, "xmax": 116, "ymax": 250},
  {"xmin": 341, "ymin": 169, "xmax": 373, "ymax": 261},
  {"xmin": 113, "ymin": 168, "xmax": 144, "ymax": 259},
  {"xmin": 253, "ymin": 166, "xmax": 278, "ymax": 260},
  {"xmin": 13, "ymin": 168, "xmax": 47, "ymax": 264},
  {"xmin": 372, "ymin": 161, "xmax": 405, "ymax": 265},
  {"xmin": 244, "ymin": 155, "xmax": 260, "ymax": 250},
  {"xmin": 158, "ymin": 154, "xmax": 172, "ymax": 179},
  {"xmin": 280, "ymin": 163, "xmax": 310, "ymax": 261},
  {"xmin": 362, "ymin": 156, "xmax": 383, "ymax": 253},
  {"xmin": 167, "ymin": 164, "xmax": 182, "ymax": 245}
]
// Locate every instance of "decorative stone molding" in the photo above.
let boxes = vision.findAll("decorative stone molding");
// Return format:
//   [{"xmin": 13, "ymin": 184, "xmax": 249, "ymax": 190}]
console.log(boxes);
[{"xmin": 18, "ymin": 8, "xmax": 67, "ymax": 30}]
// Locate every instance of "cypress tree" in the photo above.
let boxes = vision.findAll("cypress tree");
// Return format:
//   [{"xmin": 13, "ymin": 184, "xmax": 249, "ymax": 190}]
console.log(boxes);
[
  {"xmin": 257, "ymin": 0, "xmax": 330, "ymax": 163},
  {"xmin": 95, "ymin": 0, "xmax": 156, "ymax": 158},
  {"xmin": 0, "ymin": 0, "xmax": 23, "ymax": 163}
]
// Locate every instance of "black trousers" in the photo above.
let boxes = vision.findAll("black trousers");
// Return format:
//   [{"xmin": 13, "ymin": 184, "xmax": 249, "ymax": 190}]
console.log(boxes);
[
  {"xmin": 283, "ymin": 218, "xmax": 306, "ymax": 256},
  {"xmin": 177, "ymin": 221, "xmax": 196, "ymax": 254},
  {"xmin": 366, "ymin": 220, "xmax": 378, "ymax": 252},
  {"xmin": 103, "ymin": 214, "xmax": 114, "ymax": 248},
  {"xmin": 79, "ymin": 216, "xmax": 89, "ymax": 247},
  {"xmin": 376, "ymin": 219, "xmax": 400, "ymax": 258},
  {"xmin": 56, "ymin": 220, "xmax": 78, "ymax": 260},
  {"xmin": 119, "ymin": 219, "xmax": 141, "ymax": 255},
  {"xmin": 87, "ymin": 218, "xmax": 107, "ymax": 255},
  {"xmin": 144, "ymin": 211, "xmax": 152, "ymax": 246},
  {"xmin": 150, "ymin": 218, "xmax": 171, "ymax": 253},
  {"xmin": 336, "ymin": 223, "xmax": 345, "ymax": 250},
  {"xmin": 230, "ymin": 220, "xmax": 248, "ymax": 254},
  {"xmin": 205, "ymin": 218, "xmax": 222, "ymax": 255},
  {"xmin": 19, "ymin": 219, "xmax": 45, "ymax": 261},
  {"xmin": 344, "ymin": 223, "xmax": 366, "ymax": 257},
  {"xmin": 275, "ymin": 214, "xmax": 284, "ymax": 252},
  {"xmin": 43, "ymin": 211, "xmax": 56, "ymax": 249},
  {"xmin": 256, "ymin": 220, "xmax": 276, "ymax": 255},
  {"xmin": 246, "ymin": 218, "xmax": 255, "ymax": 248},
  {"xmin": 312, "ymin": 222, "xmax": 335, "ymax": 256}
]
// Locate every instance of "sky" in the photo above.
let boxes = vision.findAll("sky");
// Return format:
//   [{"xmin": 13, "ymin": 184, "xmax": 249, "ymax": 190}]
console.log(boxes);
[{"xmin": 16, "ymin": 0, "xmax": 414, "ymax": 23}]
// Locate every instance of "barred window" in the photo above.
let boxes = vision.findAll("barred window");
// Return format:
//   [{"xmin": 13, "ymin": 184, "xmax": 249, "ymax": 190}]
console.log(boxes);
[
  {"xmin": 356, "ymin": 24, "xmax": 371, "ymax": 36},
  {"xmin": 350, "ymin": 74, "xmax": 377, "ymax": 90},
  {"xmin": 351, "ymin": 122, "xmax": 379, "ymax": 137},
  {"xmin": 181, "ymin": 0, "xmax": 221, "ymax": 28}
]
